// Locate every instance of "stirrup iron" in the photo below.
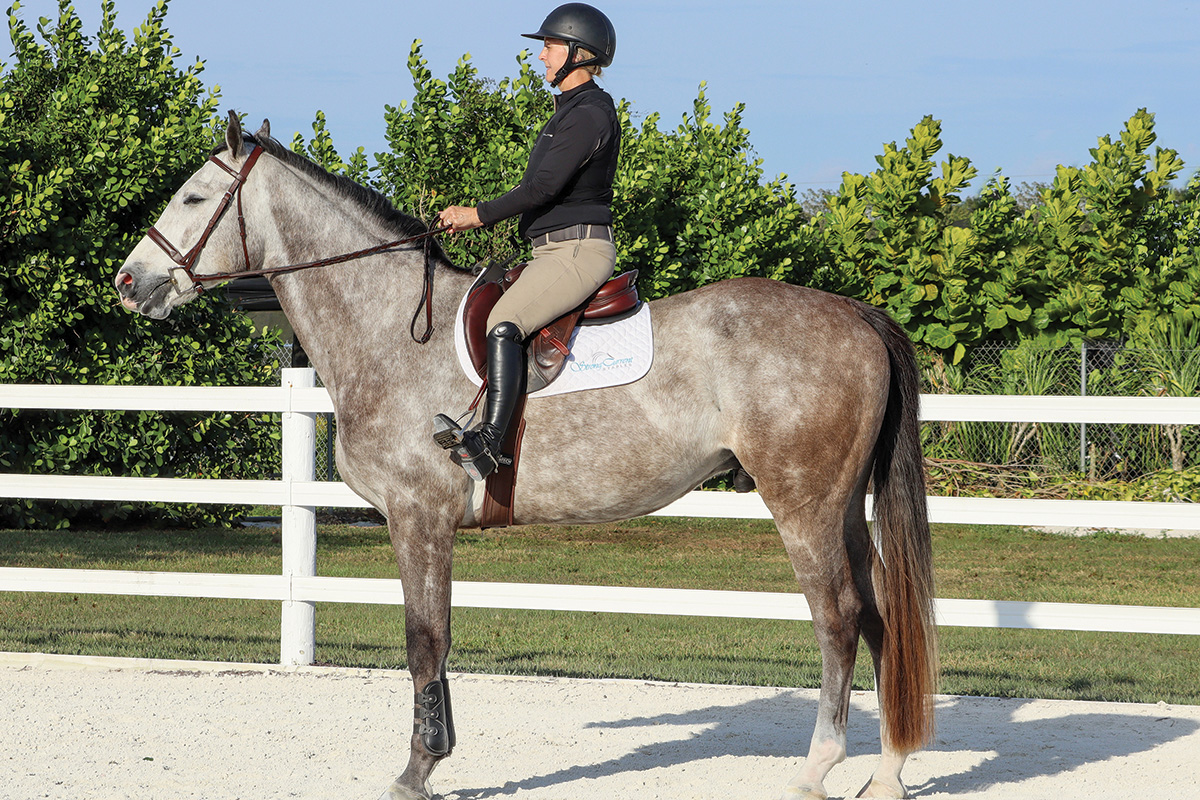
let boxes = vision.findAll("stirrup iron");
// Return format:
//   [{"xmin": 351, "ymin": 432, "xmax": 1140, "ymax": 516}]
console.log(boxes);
[
  {"xmin": 432, "ymin": 413, "xmax": 466, "ymax": 450},
  {"xmin": 434, "ymin": 415, "xmax": 503, "ymax": 481}
]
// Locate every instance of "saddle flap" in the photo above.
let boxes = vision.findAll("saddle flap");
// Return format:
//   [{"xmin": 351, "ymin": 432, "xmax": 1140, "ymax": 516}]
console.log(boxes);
[{"xmin": 463, "ymin": 281, "xmax": 503, "ymax": 379}]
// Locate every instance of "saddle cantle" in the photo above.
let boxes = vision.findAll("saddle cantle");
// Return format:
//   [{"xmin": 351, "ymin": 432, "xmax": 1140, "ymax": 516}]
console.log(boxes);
[{"xmin": 462, "ymin": 264, "xmax": 640, "ymax": 393}]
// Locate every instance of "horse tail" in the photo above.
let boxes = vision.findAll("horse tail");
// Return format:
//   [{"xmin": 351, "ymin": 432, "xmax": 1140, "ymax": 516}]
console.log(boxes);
[{"xmin": 852, "ymin": 299, "xmax": 938, "ymax": 752}]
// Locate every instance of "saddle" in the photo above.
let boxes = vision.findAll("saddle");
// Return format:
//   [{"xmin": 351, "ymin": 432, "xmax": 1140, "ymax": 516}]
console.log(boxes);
[
  {"xmin": 462, "ymin": 263, "xmax": 641, "ymax": 393},
  {"xmin": 461, "ymin": 261, "xmax": 641, "ymax": 530}
]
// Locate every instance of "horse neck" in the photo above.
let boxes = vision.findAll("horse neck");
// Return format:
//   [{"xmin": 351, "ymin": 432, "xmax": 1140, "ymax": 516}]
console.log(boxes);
[{"xmin": 247, "ymin": 157, "xmax": 472, "ymax": 397}]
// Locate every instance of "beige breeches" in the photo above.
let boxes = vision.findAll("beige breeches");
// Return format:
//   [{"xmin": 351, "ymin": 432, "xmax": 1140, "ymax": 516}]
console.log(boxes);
[{"xmin": 487, "ymin": 238, "xmax": 617, "ymax": 338}]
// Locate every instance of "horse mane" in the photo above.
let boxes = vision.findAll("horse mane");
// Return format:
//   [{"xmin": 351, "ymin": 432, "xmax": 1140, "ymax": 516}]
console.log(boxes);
[{"xmin": 211, "ymin": 133, "xmax": 468, "ymax": 272}]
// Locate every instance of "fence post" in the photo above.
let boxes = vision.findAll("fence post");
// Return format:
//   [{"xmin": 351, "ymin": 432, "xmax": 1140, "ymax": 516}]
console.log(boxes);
[
  {"xmin": 1080, "ymin": 340, "xmax": 1088, "ymax": 473},
  {"xmin": 280, "ymin": 367, "xmax": 317, "ymax": 666}
]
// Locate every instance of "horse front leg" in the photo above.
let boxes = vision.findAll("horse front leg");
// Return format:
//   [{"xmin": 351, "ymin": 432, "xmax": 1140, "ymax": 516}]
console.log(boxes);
[{"xmin": 378, "ymin": 509, "xmax": 458, "ymax": 800}]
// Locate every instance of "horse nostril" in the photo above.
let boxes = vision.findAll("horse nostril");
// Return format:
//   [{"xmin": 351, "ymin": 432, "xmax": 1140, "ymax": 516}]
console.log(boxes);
[{"xmin": 121, "ymin": 272, "xmax": 133, "ymax": 285}]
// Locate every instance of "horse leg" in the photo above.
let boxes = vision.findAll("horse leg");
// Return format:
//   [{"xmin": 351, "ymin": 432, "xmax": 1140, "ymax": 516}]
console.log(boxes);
[
  {"xmin": 377, "ymin": 508, "xmax": 458, "ymax": 800},
  {"xmin": 847, "ymin": 509, "xmax": 912, "ymax": 800},
  {"xmin": 854, "ymin": 612, "xmax": 912, "ymax": 799},
  {"xmin": 773, "ymin": 507, "xmax": 864, "ymax": 800}
]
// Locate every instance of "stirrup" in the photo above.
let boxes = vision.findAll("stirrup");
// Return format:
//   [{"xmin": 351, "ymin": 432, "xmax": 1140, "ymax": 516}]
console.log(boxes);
[
  {"xmin": 434, "ymin": 414, "xmax": 500, "ymax": 481},
  {"xmin": 432, "ymin": 414, "xmax": 465, "ymax": 450}
]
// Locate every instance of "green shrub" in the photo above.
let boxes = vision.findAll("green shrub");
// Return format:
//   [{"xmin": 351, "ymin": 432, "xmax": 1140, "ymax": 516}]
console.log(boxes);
[
  {"xmin": 0, "ymin": 1, "xmax": 282, "ymax": 528},
  {"xmin": 815, "ymin": 111, "xmax": 1198, "ymax": 363}
]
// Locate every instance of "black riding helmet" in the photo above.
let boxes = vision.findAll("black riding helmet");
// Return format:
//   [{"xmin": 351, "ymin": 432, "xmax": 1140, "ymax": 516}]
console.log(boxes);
[{"xmin": 523, "ymin": 3, "xmax": 616, "ymax": 88}]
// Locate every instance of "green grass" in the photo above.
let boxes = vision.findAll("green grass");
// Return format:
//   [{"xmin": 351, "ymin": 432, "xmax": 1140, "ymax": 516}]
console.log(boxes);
[{"xmin": 3, "ymin": 518, "xmax": 1199, "ymax": 704}]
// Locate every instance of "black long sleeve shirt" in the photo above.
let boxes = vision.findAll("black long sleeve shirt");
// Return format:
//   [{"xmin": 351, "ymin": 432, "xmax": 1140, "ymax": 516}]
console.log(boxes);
[{"xmin": 477, "ymin": 81, "xmax": 620, "ymax": 241}]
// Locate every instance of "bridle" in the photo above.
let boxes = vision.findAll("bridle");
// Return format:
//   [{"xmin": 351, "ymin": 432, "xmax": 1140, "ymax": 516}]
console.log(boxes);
[
  {"xmin": 147, "ymin": 145, "xmax": 264, "ymax": 295},
  {"xmin": 145, "ymin": 142, "xmax": 449, "ymax": 343}
]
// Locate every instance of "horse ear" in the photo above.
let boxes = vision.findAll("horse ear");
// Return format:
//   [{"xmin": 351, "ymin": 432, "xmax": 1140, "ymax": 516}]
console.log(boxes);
[
  {"xmin": 225, "ymin": 110, "xmax": 245, "ymax": 158},
  {"xmin": 255, "ymin": 119, "xmax": 271, "ymax": 141}
]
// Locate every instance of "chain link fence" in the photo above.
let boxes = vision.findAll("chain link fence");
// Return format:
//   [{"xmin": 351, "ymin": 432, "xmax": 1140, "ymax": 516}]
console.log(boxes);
[
  {"xmin": 920, "ymin": 340, "xmax": 1199, "ymax": 479},
  {"xmin": 261, "ymin": 340, "xmax": 339, "ymax": 481}
]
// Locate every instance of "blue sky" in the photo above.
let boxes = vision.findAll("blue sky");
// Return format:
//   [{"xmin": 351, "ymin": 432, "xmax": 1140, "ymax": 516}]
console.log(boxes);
[{"xmin": 12, "ymin": 0, "xmax": 1200, "ymax": 193}]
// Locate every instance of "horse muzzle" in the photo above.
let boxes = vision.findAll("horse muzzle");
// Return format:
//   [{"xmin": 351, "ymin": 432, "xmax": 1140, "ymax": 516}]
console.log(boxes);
[{"xmin": 114, "ymin": 263, "xmax": 186, "ymax": 319}]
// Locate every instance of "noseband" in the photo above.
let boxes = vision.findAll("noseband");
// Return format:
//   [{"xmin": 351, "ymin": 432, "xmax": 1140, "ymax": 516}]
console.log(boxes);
[{"xmin": 144, "ymin": 142, "xmax": 449, "ymax": 342}]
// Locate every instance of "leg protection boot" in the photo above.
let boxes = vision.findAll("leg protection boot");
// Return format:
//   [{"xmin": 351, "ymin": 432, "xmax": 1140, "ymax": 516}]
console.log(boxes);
[
  {"xmin": 433, "ymin": 321, "xmax": 526, "ymax": 481},
  {"xmin": 413, "ymin": 678, "xmax": 455, "ymax": 757}
]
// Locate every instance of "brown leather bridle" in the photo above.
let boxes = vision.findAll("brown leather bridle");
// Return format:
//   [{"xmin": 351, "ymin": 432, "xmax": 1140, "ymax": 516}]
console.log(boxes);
[
  {"xmin": 145, "ymin": 142, "xmax": 449, "ymax": 343},
  {"xmin": 147, "ymin": 145, "xmax": 264, "ymax": 295}
]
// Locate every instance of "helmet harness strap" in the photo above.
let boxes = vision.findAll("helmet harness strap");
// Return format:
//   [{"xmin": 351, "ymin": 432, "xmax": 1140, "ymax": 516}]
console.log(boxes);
[{"xmin": 550, "ymin": 40, "xmax": 602, "ymax": 88}]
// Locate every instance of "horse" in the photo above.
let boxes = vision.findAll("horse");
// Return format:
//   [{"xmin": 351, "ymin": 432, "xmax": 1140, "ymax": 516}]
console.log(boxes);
[{"xmin": 115, "ymin": 112, "xmax": 937, "ymax": 800}]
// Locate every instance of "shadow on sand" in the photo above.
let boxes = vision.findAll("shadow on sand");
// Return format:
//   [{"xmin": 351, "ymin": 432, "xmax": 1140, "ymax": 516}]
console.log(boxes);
[{"xmin": 448, "ymin": 689, "xmax": 1198, "ymax": 799}]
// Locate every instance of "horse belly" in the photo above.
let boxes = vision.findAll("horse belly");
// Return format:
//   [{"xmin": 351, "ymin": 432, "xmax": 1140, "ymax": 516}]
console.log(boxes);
[{"xmin": 502, "ymin": 369, "xmax": 734, "ymax": 526}]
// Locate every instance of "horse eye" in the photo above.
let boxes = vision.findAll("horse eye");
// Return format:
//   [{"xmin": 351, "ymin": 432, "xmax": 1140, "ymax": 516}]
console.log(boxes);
[{"xmin": 182, "ymin": 194, "xmax": 206, "ymax": 206}]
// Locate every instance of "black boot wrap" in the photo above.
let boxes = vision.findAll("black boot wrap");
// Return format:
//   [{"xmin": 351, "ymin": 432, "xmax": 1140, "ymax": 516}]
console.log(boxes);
[{"xmin": 414, "ymin": 678, "xmax": 455, "ymax": 757}]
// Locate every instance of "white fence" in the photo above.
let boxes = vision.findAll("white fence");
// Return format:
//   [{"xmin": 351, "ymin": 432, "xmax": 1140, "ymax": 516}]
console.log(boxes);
[{"xmin": 2, "ymin": 369, "xmax": 1199, "ymax": 667}]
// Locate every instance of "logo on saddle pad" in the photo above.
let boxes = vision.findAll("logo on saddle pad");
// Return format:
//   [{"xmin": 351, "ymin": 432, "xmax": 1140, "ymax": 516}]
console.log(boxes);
[
  {"xmin": 453, "ymin": 266, "xmax": 653, "ymax": 399},
  {"xmin": 571, "ymin": 351, "xmax": 636, "ymax": 373}
]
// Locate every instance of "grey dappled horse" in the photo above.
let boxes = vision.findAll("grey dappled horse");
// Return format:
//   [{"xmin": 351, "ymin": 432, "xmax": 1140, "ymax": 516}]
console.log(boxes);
[{"xmin": 116, "ymin": 113, "xmax": 937, "ymax": 800}]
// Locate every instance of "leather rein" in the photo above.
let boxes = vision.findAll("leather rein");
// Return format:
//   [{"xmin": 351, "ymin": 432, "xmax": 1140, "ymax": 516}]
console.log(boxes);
[{"xmin": 146, "ymin": 143, "xmax": 449, "ymax": 343}]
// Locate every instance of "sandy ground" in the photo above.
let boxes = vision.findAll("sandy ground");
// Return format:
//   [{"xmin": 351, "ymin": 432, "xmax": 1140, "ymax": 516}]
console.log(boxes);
[{"xmin": 2, "ymin": 652, "xmax": 1198, "ymax": 800}]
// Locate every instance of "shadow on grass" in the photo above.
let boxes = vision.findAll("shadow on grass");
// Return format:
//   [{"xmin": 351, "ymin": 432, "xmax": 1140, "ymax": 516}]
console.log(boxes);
[{"xmin": 1, "ymin": 621, "xmax": 281, "ymax": 662}]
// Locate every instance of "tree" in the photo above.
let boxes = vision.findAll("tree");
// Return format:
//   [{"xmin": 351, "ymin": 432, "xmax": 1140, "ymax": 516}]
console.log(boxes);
[
  {"xmin": 817, "ymin": 116, "xmax": 986, "ymax": 362},
  {"xmin": 292, "ymin": 42, "xmax": 817, "ymax": 296},
  {"xmin": 612, "ymin": 84, "xmax": 821, "ymax": 298},
  {"xmin": 1022, "ymin": 109, "xmax": 1184, "ymax": 343},
  {"xmin": 1, "ymin": 0, "xmax": 282, "ymax": 528},
  {"xmin": 815, "ymin": 111, "xmax": 1197, "ymax": 364}
]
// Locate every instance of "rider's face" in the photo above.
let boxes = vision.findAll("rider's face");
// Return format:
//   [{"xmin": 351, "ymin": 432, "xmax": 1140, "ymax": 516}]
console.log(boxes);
[{"xmin": 539, "ymin": 38, "xmax": 569, "ymax": 82}]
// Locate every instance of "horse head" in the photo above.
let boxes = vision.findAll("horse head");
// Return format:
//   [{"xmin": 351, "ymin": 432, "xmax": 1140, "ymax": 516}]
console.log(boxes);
[{"xmin": 115, "ymin": 111, "xmax": 270, "ymax": 319}]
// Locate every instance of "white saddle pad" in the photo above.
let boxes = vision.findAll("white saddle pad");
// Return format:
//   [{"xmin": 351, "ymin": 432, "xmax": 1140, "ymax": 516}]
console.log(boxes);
[{"xmin": 453, "ymin": 282, "xmax": 654, "ymax": 399}]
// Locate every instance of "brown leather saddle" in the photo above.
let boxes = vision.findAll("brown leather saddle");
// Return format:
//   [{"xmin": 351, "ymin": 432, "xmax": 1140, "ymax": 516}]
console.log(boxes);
[{"xmin": 462, "ymin": 263, "xmax": 641, "ymax": 393}]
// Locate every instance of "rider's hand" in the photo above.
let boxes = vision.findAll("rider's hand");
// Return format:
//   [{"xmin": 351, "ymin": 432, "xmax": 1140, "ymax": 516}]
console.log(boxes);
[{"xmin": 438, "ymin": 205, "xmax": 482, "ymax": 233}]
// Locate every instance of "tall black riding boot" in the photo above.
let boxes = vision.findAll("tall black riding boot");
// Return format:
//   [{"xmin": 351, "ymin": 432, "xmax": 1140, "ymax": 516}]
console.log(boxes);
[{"xmin": 433, "ymin": 321, "xmax": 526, "ymax": 481}]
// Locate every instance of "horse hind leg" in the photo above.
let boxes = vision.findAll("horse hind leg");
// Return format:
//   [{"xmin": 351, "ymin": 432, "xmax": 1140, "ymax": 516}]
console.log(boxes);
[
  {"xmin": 847, "ymin": 515, "xmax": 912, "ymax": 800},
  {"xmin": 769, "ymin": 507, "xmax": 865, "ymax": 800},
  {"xmin": 851, "ymin": 614, "xmax": 912, "ymax": 800}
]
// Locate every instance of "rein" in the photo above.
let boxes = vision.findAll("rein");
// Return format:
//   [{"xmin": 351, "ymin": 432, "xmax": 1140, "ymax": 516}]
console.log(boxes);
[{"xmin": 146, "ymin": 143, "xmax": 449, "ymax": 343}]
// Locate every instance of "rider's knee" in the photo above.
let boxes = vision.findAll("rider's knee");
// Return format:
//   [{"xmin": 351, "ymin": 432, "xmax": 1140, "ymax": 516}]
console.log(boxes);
[{"xmin": 488, "ymin": 320, "xmax": 525, "ymax": 343}]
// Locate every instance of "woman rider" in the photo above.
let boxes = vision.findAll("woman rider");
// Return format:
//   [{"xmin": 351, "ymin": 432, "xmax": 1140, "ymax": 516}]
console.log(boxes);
[{"xmin": 433, "ymin": 3, "xmax": 621, "ymax": 481}]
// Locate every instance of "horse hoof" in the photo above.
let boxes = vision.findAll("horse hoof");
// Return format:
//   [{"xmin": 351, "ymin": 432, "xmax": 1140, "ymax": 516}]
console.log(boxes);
[
  {"xmin": 377, "ymin": 779, "xmax": 433, "ymax": 800},
  {"xmin": 781, "ymin": 783, "xmax": 828, "ymax": 800},
  {"xmin": 856, "ymin": 777, "xmax": 908, "ymax": 798}
]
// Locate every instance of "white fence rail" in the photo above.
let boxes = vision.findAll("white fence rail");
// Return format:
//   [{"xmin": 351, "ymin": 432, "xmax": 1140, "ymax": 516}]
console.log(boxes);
[{"xmin": 2, "ymin": 371, "xmax": 1199, "ymax": 667}]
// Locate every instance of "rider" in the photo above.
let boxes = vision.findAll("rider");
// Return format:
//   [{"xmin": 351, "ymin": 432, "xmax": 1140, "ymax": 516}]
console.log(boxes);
[{"xmin": 433, "ymin": 2, "xmax": 621, "ymax": 481}]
